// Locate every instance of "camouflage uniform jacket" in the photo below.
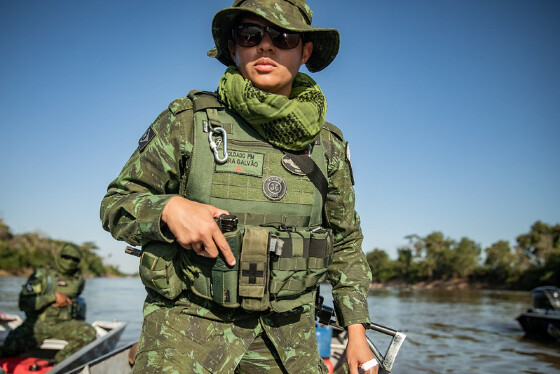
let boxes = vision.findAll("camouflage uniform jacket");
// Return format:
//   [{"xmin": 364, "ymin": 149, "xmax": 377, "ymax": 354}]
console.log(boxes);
[
  {"xmin": 20, "ymin": 266, "xmax": 85, "ymax": 323},
  {"xmin": 100, "ymin": 93, "xmax": 372, "ymax": 327}
]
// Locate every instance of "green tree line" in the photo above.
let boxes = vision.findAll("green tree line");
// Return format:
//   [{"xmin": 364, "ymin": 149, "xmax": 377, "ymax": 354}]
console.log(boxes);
[
  {"xmin": 366, "ymin": 220, "xmax": 560, "ymax": 290},
  {"xmin": 0, "ymin": 219, "xmax": 125, "ymax": 277},
  {"xmin": 2, "ymin": 217, "xmax": 558, "ymax": 288}
]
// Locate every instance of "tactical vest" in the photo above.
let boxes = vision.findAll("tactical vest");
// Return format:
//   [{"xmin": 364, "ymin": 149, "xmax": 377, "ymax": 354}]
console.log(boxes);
[
  {"xmin": 139, "ymin": 91, "xmax": 338, "ymax": 313},
  {"xmin": 27, "ymin": 267, "xmax": 83, "ymax": 323}
]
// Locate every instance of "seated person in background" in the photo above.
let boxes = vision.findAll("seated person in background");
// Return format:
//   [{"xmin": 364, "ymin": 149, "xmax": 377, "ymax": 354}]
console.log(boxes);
[{"xmin": 0, "ymin": 244, "xmax": 96, "ymax": 364}]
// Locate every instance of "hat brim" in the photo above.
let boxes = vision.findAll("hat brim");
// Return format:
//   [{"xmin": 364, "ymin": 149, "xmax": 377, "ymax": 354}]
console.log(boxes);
[{"xmin": 208, "ymin": 7, "xmax": 339, "ymax": 73}]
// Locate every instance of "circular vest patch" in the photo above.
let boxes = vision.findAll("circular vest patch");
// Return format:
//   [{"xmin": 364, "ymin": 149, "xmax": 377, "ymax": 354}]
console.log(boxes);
[
  {"xmin": 281, "ymin": 155, "xmax": 306, "ymax": 176},
  {"xmin": 262, "ymin": 176, "xmax": 287, "ymax": 201}
]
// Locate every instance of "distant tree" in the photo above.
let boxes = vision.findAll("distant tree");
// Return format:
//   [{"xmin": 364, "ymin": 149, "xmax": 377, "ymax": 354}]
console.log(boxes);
[
  {"xmin": 451, "ymin": 237, "xmax": 481, "ymax": 278},
  {"xmin": 404, "ymin": 232, "xmax": 481, "ymax": 280},
  {"xmin": 515, "ymin": 221, "xmax": 560, "ymax": 287},
  {"xmin": 484, "ymin": 240, "xmax": 515, "ymax": 283},
  {"xmin": 0, "ymin": 220, "xmax": 126, "ymax": 276},
  {"xmin": 407, "ymin": 232, "xmax": 454, "ymax": 279},
  {"xmin": 78, "ymin": 242, "xmax": 106, "ymax": 276},
  {"xmin": 405, "ymin": 234, "xmax": 434, "ymax": 279},
  {"xmin": 0, "ymin": 219, "xmax": 12, "ymax": 241},
  {"xmin": 0, "ymin": 241, "xmax": 21, "ymax": 271},
  {"xmin": 516, "ymin": 221, "xmax": 560, "ymax": 266},
  {"xmin": 395, "ymin": 247, "xmax": 413, "ymax": 278},
  {"xmin": 366, "ymin": 248, "xmax": 397, "ymax": 283},
  {"xmin": 393, "ymin": 246, "xmax": 429, "ymax": 283}
]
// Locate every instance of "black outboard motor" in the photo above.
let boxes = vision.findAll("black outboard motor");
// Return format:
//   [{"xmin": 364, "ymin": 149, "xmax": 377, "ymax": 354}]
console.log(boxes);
[{"xmin": 531, "ymin": 286, "xmax": 560, "ymax": 311}]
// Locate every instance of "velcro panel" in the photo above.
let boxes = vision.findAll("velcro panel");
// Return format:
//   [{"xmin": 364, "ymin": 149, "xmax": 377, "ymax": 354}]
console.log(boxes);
[
  {"xmin": 277, "ymin": 237, "xmax": 328, "ymax": 259},
  {"xmin": 309, "ymin": 238, "xmax": 328, "ymax": 258}
]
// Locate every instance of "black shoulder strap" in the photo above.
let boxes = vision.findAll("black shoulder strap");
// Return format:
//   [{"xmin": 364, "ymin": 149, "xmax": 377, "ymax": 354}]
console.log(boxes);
[{"xmin": 283, "ymin": 151, "xmax": 328, "ymax": 207}]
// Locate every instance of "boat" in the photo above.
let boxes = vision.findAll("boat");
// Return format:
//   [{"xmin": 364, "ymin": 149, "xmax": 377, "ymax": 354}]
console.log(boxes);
[
  {"xmin": 516, "ymin": 286, "xmax": 560, "ymax": 341},
  {"xmin": 0, "ymin": 313, "xmax": 128, "ymax": 374},
  {"xmin": 69, "ymin": 296, "xmax": 406, "ymax": 374}
]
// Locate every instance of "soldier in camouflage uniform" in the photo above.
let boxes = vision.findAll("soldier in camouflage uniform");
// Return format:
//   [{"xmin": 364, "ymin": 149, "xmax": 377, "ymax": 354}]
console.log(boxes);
[
  {"xmin": 0, "ymin": 245, "xmax": 96, "ymax": 363},
  {"xmin": 101, "ymin": 1, "xmax": 377, "ymax": 373}
]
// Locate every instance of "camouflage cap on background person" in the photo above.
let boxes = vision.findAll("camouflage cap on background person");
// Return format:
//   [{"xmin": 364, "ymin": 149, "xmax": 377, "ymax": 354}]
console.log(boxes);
[
  {"xmin": 207, "ymin": 0, "xmax": 340, "ymax": 72},
  {"xmin": 55, "ymin": 244, "xmax": 82, "ymax": 274},
  {"xmin": 60, "ymin": 244, "xmax": 83, "ymax": 261}
]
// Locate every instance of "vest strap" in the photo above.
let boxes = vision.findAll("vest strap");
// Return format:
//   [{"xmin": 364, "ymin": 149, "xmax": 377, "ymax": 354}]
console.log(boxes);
[
  {"xmin": 191, "ymin": 91, "xmax": 224, "ymax": 112},
  {"xmin": 283, "ymin": 151, "xmax": 328, "ymax": 207},
  {"xmin": 274, "ymin": 236, "xmax": 330, "ymax": 259},
  {"xmin": 228, "ymin": 212, "xmax": 310, "ymax": 227}
]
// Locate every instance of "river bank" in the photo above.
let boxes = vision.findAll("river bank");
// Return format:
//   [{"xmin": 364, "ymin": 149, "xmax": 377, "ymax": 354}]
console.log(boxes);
[
  {"xmin": 370, "ymin": 278, "xmax": 499, "ymax": 290},
  {"xmin": 0, "ymin": 269, "xmax": 134, "ymax": 278}
]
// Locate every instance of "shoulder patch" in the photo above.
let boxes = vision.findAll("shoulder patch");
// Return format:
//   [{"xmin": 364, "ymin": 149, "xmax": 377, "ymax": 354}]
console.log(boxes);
[
  {"xmin": 24, "ymin": 282, "xmax": 35, "ymax": 293},
  {"xmin": 138, "ymin": 125, "xmax": 156, "ymax": 152}
]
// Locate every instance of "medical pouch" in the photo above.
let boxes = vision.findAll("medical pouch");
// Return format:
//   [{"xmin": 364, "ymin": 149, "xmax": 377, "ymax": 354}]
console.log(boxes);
[{"xmin": 238, "ymin": 226, "xmax": 271, "ymax": 311}]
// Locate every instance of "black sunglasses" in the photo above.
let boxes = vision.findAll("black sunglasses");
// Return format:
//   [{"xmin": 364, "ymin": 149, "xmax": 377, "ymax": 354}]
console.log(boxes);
[
  {"xmin": 232, "ymin": 23, "xmax": 302, "ymax": 50},
  {"xmin": 61, "ymin": 254, "xmax": 80, "ymax": 262}
]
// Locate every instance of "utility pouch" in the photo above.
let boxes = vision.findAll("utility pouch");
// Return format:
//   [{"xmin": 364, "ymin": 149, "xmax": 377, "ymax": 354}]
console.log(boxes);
[
  {"xmin": 183, "ymin": 228, "xmax": 243, "ymax": 308},
  {"xmin": 139, "ymin": 241, "xmax": 186, "ymax": 300},
  {"xmin": 178, "ymin": 225, "xmax": 333, "ymax": 313},
  {"xmin": 268, "ymin": 227, "xmax": 334, "ymax": 313},
  {"xmin": 238, "ymin": 226, "xmax": 271, "ymax": 311}
]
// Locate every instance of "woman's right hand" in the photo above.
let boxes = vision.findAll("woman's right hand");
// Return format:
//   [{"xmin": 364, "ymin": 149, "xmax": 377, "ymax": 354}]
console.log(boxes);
[{"xmin": 161, "ymin": 196, "xmax": 236, "ymax": 266}]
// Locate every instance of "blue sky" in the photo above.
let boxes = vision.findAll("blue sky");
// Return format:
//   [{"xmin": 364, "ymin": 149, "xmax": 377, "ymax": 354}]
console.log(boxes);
[{"xmin": 1, "ymin": 0, "xmax": 558, "ymax": 274}]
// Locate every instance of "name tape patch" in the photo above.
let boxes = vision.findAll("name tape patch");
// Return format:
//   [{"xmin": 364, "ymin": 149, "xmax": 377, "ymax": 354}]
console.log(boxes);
[{"xmin": 215, "ymin": 150, "xmax": 264, "ymax": 177}]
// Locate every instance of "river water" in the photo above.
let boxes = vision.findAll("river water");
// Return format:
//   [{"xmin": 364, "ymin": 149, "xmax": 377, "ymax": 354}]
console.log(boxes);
[{"xmin": 1, "ymin": 276, "xmax": 559, "ymax": 373}]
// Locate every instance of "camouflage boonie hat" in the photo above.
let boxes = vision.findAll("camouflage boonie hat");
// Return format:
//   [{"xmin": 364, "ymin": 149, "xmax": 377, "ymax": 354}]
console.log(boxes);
[
  {"xmin": 60, "ymin": 244, "xmax": 83, "ymax": 260},
  {"xmin": 208, "ymin": 0, "xmax": 340, "ymax": 72}
]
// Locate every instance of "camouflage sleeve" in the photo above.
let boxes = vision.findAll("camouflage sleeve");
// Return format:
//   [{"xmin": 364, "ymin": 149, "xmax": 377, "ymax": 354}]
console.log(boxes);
[
  {"xmin": 323, "ymin": 125, "xmax": 372, "ymax": 327},
  {"xmin": 18, "ymin": 269, "xmax": 56, "ymax": 312},
  {"xmin": 100, "ymin": 101, "xmax": 193, "ymax": 246}
]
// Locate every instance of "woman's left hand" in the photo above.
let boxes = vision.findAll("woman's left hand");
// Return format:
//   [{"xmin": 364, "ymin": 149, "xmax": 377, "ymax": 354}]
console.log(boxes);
[{"xmin": 345, "ymin": 324, "xmax": 378, "ymax": 374}]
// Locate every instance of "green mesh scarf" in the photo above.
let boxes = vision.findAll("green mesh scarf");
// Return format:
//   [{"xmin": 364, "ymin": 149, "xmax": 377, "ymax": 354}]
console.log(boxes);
[{"xmin": 217, "ymin": 66, "xmax": 327, "ymax": 151}]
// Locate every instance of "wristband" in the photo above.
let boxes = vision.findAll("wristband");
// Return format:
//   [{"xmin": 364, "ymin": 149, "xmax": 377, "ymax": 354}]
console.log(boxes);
[{"xmin": 361, "ymin": 358, "xmax": 379, "ymax": 371}]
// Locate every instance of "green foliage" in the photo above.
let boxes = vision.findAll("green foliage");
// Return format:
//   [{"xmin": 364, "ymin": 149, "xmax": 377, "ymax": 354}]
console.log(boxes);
[
  {"xmin": 367, "ymin": 221, "xmax": 559, "ymax": 290},
  {"xmin": 512, "ymin": 221, "xmax": 560, "ymax": 289},
  {"xmin": 0, "ymin": 219, "xmax": 126, "ymax": 277},
  {"xmin": 484, "ymin": 240, "xmax": 515, "ymax": 283},
  {"xmin": 453, "ymin": 237, "xmax": 481, "ymax": 278},
  {"xmin": 366, "ymin": 248, "xmax": 398, "ymax": 283},
  {"xmin": 402, "ymin": 232, "xmax": 480, "ymax": 280},
  {"xmin": 0, "ymin": 220, "xmax": 12, "ymax": 241}
]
